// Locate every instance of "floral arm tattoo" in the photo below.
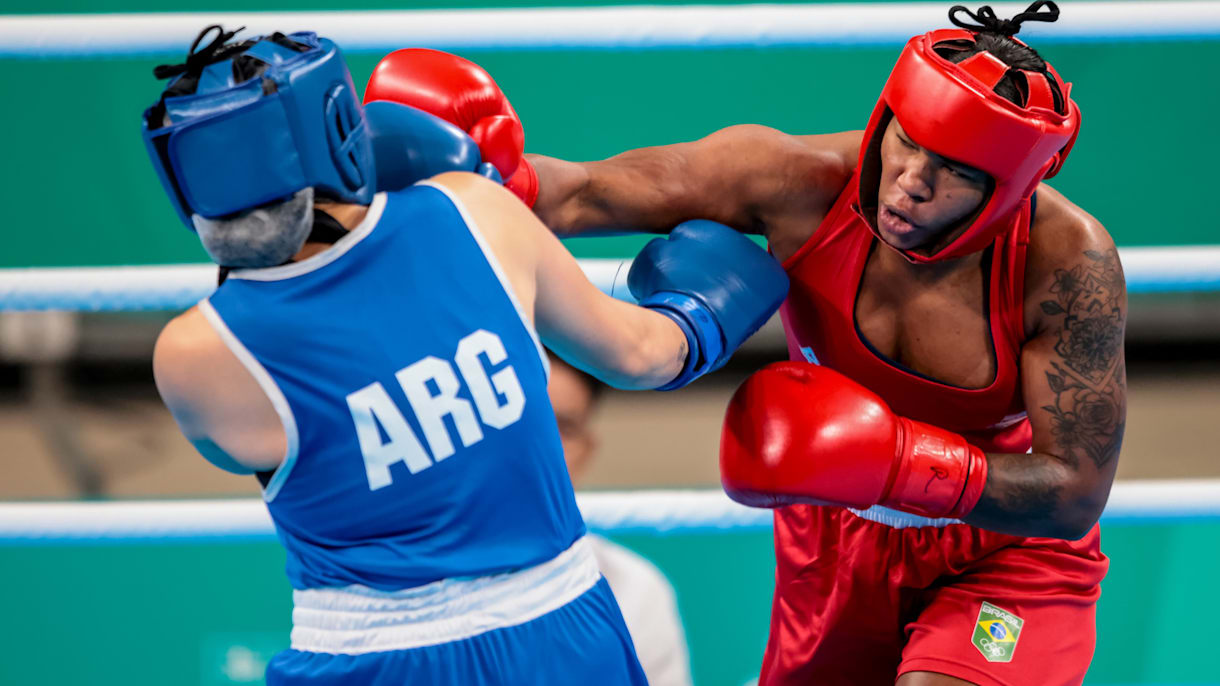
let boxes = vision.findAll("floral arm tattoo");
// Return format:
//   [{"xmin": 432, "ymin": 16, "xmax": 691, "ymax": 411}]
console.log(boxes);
[
  {"xmin": 968, "ymin": 249, "xmax": 1126, "ymax": 537},
  {"xmin": 1038, "ymin": 249, "xmax": 1127, "ymax": 470}
]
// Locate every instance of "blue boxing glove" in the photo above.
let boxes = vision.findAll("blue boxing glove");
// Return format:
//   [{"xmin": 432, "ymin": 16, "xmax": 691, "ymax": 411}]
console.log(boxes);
[
  {"xmin": 365, "ymin": 101, "xmax": 501, "ymax": 191},
  {"xmin": 628, "ymin": 220, "xmax": 789, "ymax": 390}
]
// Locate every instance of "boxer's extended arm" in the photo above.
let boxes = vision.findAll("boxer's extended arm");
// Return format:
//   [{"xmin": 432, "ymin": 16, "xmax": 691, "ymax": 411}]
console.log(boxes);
[
  {"xmin": 431, "ymin": 172, "xmax": 688, "ymax": 389},
  {"xmin": 363, "ymin": 49, "xmax": 853, "ymax": 243},
  {"xmin": 530, "ymin": 127, "xmax": 856, "ymax": 242},
  {"xmin": 153, "ymin": 308, "xmax": 287, "ymax": 473},
  {"xmin": 966, "ymin": 207, "xmax": 1127, "ymax": 539},
  {"xmin": 436, "ymin": 171, "xmax": 787, "ymax": 390}
]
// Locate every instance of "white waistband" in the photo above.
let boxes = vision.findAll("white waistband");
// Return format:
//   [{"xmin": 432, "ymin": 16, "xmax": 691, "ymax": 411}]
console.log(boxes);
[
  {"xmin": 847, "ymin": 505, "xmax": 964, "ymax": 529},
  {"xmin": 289, "ymin": 535, "xmax": 601, "ymax": 654}
]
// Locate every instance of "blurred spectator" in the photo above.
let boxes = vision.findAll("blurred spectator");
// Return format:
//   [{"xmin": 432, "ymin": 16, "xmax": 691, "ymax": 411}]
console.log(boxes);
[{"xmin": 548, "ymin": 353, "xmax": 694, "ymax": 686}]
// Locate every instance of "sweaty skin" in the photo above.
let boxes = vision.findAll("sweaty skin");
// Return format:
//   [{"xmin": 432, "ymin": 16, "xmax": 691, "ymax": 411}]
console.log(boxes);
[{"xmin": 529, "ymin": 120, "xmax": 1127, "ymax": 542}]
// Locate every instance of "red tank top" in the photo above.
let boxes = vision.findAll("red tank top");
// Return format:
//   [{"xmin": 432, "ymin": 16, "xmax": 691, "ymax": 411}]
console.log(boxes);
[{"xmin": 780, "ymin": 172, "xmax": 1032, "ymax": 453}]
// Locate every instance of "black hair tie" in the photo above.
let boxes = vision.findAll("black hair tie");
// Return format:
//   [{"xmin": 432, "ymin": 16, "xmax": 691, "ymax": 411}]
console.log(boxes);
[
  {"xmin": 152, "ymin": 24, "xmax": 248, "ymax": 80},
  {"xmin": 948, "ymin": 0, "xmax": 1059, "ymax": 37}
]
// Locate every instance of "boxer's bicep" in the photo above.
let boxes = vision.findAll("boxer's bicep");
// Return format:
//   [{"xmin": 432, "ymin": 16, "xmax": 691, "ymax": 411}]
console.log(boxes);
[
  {"xmin": 531, "ymin": 144, "xmax": 747, "ymax": 236},
  {"xmin": 533, "ymin": 125, "xmax": 836, "ymax": 238},
  {"xmin": 1024, "ymin": 245, "xmax": 1127, "ymax": 478}
]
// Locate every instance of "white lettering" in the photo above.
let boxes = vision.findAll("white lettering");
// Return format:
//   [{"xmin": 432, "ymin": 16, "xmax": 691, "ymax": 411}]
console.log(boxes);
[
  {"xmin": 346, "ymin": 381, "xmax": 432, "ymax": 490},
  {"xmin": 347, "ymin": 330, "xmax": 529, "ymax": 491},
  {"xmin": 396, "ymin": 356, "xmax": 483, "ymax": 462},
  {"xmin": 455, "ymin": 330, "xmax": 525, "ymax": 429}
]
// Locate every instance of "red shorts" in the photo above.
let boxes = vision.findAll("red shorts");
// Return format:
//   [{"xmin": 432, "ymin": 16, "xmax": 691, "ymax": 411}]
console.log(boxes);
[{"xmin": 759, "ymin": 505, "xmax": 1108, "ymax": 686}]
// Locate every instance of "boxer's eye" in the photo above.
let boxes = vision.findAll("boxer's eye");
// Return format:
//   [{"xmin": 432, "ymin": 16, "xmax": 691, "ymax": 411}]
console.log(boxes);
[{"xmin": 945, "ymin": 164, "xmax": 984, "ymax": 183}]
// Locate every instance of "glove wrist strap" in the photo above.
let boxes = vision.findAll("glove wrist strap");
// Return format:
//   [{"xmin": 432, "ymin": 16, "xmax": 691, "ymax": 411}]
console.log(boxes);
[
  {"xmin": 641, "ymin": 292, "xmax": 726, "ymax": 390},
  {"xmin": 883, "ymin": 417, "xmax": 988, "ymax": 519}
]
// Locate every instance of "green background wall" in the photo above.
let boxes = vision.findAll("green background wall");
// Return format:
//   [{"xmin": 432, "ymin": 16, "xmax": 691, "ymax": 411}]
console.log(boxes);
[
  {"xmin": 1, "ymin": 2, "xmax": 1216, "ymax": 268},
  {"xmin": 4, "ymin": 3, "xmax": 1216, "ymax": 685},
  {"xmin": 3, "ymin": 519, "xmax": 1219, "ymax": 686}
]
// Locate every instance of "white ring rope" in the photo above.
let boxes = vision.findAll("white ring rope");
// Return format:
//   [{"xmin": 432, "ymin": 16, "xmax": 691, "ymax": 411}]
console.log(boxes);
[
  {"xmin": 1, "ymin": 481, "xmax": 1217, "ymax": 542},
  {"xmin": 3, "ymin": 2, "xmax": 1220, "ymax": 57},
  {"xmin": 0, "ymin": 246, "xmax": 1216, "ymax": 312}
]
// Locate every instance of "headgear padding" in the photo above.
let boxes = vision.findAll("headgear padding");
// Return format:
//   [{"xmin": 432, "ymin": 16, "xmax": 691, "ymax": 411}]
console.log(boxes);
[
  {"xmin": 142, "ymin": 27, "xmax": 375, "ymax": 230},
  {"xmin": 856, "ymin": 1, "xmax": 1080, "ymax": 263}
]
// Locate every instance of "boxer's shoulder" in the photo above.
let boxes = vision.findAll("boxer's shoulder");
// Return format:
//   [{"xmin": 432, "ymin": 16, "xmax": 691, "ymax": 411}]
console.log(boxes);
[
  {"xmin": 153, "ymin": 305, "xmax": 262, "ymax": 415},
  {"xmin": 427, "ymin": 171, "xmax": 544, "ymax": 255},
  {"xmin": 153, "ymin": 305, "xmax": 230, "ymax": 389},
  {"xmin": 703, "ymin": 127, "xmax": 856, "ymax": 259},
  {"xmin": 1026, "ymin": 184, "xmax": 1116, "ymax": 281},
  {"xmin": 793, "ymin": 129, "xmax": 863, "ymax": 177},
  {"xmin": 426, "ymin": 170, "xmax": 544, "ymax": 317},
  {"xmin": 153, "ymin": 304, "xmax": 286, "ymax": 471},
  {"xmin": 1023, "ymin": 184, "xmax": 1124, "ymax": 335}
]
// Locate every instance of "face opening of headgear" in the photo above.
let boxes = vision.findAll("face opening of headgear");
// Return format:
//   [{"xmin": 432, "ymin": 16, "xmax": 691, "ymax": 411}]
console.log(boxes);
[
  {"xmin": 855, "ymin": 0, "xmax": 1081, "ymax": 263},
  {"xmin": 142, "ymin": 26, "xmax": 375, "ymax": 267}
]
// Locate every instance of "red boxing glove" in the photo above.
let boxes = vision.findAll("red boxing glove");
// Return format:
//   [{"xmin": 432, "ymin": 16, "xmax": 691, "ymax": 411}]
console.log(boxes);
[
  {"xmin": 720, "ymin": 361, "xmax": 988, "ymax": 519},
  {"xmin": 503, "ymin": 157, "xmax": 539, "ymax": 208},
  {"xmin": 365, "ymin": 48, "xmax": 532, "ymax": 202}
]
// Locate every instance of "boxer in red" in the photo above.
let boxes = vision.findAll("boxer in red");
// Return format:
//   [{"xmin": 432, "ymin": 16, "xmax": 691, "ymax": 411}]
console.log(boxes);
[{"xmin": 365, "ymin": 2, "xmax": 1122, "ymax": 683}]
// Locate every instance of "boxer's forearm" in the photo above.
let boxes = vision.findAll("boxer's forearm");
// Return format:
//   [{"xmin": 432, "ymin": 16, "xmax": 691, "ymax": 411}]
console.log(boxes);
[
  {"xmin": 528, "ymin": 154, "xmax": 598, "ymax": 235},
  {"xmin": 964, "ymin": 450, "xmax": 1108, "ymax": 540}
]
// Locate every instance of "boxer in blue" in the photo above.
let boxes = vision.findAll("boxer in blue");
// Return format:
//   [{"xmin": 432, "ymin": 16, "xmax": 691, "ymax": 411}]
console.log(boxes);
[{"xmin": 143, "ymin": 27, "xmax": 787, "ymax": 685}]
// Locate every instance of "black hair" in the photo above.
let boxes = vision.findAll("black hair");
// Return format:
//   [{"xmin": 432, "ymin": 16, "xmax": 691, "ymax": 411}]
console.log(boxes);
[
  {"xmin": 938, "ymin": 1, "xmax": 1067, "ymax": 113},
  {"xmin": 148, "ymin": 25, "xmax": 311, "ymax": 130}
]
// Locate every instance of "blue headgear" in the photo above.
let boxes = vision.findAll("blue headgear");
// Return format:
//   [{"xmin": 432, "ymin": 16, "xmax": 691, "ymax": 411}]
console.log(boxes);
[{"xmin": 142, "ymin": 27, "xmax": 375, "ymax": 229}]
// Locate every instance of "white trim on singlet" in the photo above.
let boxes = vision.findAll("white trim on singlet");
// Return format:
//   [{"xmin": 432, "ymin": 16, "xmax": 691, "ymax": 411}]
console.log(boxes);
[
  {"xmin": 197, "ymin": 300, "xmax": 301, "ymax": 503},
  {"xmin": 227, "ymin": 192, "xmax": 388, "ymax": 282},
  {"xmin": 846, "ymin": 505, "xmax": 965, "ymax": 529},
  {"xmin": 289, "ymin": 534, "xmax": 600, "ymax": 654},
  {"xmin": 416, "ymin": 180, "xmax": 550, "ymax": 379}
]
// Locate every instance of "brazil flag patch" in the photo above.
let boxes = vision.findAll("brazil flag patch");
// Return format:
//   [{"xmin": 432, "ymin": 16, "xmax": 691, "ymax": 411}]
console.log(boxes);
[{"xmin": 972, "ymin": 601, "xmax": 1023, "ymax": 663}]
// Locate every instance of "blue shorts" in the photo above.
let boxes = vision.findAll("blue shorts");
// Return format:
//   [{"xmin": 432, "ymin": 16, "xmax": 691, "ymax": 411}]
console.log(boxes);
[{"xmin": 266, "ymin": 538, "xmax": 646, "ymax": 685}]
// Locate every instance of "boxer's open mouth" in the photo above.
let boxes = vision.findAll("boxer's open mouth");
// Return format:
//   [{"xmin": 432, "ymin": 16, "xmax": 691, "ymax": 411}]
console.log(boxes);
[{"xmin": 880, "ymin": 205, "xmax": 921, "ymax": 236}]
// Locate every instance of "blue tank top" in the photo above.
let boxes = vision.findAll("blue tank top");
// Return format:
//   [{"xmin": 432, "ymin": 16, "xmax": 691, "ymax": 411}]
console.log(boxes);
[{"xmin": 202, "ymin": 182, "xmax": 585, "ymax": 591}]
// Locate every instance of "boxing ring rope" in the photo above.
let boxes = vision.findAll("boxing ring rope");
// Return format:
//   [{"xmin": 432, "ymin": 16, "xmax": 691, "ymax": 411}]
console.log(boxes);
[
  {"xmin": 2, "ymin": 255, "xmax": 1215, "ymax": 536},
  {"xmin": 3, "ymin": 1, "xmax": 1218, "ymax": 547},
  {"xmin": 4, "ymin": 1, "xmax": 1220, "ymax": 56},
  {"xmin": 2, "ymin": 480, "xmax": 1218, "ymax": 543},
  {"xmin": 0, "ymin": 246, "xmax": 1218, "ymax": 313}
]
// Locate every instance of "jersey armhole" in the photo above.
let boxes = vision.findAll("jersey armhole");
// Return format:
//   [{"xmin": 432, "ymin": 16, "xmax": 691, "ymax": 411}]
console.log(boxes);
[
  {"xmin": 415, "ymin": 180, "xmax": 551, "ymax": 379},
  {"xmin": 197, "ymin": 299, "xmax": 301, "ymax": 502}
]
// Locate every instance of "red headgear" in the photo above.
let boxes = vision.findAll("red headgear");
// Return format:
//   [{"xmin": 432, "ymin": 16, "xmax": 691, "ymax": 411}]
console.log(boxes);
[{"xmin": 856, "ymin": 5, "xmax": 1080, "ymax": 263}]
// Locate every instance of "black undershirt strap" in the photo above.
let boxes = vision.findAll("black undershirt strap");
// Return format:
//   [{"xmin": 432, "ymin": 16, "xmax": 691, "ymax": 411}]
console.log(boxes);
[{"xmin": 308, "ymin": 207, "xmax": 349, "ymax": 245}]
